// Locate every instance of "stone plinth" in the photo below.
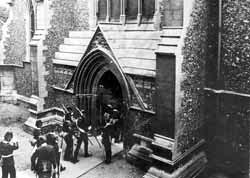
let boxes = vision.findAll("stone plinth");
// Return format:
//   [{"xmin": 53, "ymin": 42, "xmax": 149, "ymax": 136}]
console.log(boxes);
[{"xmin": 23, "ymin": 107, "xmax": 64, "ymax": 134}]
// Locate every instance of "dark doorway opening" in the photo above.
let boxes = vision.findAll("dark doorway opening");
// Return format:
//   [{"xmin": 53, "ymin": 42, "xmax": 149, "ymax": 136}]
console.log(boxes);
[{"xmin": 96, "ymin": 71, "xmax": 123, "ymax": 125}]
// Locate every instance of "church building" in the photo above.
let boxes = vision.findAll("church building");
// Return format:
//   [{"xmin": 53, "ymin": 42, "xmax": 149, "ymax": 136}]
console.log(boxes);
[{"xmin": 0, "ymin": 0, "xmax": 249, "ymax": 178}]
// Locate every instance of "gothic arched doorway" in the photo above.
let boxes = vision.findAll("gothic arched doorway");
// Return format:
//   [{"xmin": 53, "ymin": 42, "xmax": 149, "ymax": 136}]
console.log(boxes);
[{"xmin": 73, "ymin": 49, "xmax": 130, "ymax": 131}]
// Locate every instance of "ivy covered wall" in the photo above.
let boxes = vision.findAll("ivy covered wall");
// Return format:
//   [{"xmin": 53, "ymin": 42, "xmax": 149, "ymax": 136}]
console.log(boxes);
[
  {"xmin": 3, "ymin": 0, "xmax": 26, "ymax": 65},
  {"xmin": 221, "ymin": 0, "xmax": 250, "ymax": 93},
  {"xmin": 203, "ymin": 0, "xmax": 250, "ymax": 176},
  {"xmin": 43, "ymin": 0, "xmax": 89, "ymax": 108},
  {"xmin": 175, "ymin": 0, "xmax": 210, "ymax": 155}
]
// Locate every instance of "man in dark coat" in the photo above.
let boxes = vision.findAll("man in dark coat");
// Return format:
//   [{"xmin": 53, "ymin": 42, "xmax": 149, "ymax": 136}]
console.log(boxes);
[
  {"xmin": 62, "ymin": 112, "xmax": 74, "ymax": 162},
  {"xmin": 31, "ymin": 136, "xmax": 57, "ymax": 178},
  {"xmin": 72, "ymin": 111, "xmax": 92, "ymax": 163},
  {"xmin": 46, "ymin": 132, "xmax": 66, "ymax": 173},
  {"xmin": 0, "ymin": 131, "xmax": 19, "ymax": 178},
  {"xmin": 101, "ymin": 114, "xmax": 114, "ymax": 164}
]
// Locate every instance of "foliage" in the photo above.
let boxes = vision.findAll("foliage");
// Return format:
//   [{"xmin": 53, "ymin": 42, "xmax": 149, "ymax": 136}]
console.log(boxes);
[
  {"xmin": 221, "ymin": 0, "xmax": 250, "ymax": 93},
  {"xmin": 0, "ymin": 6, "xmax": 9, "ymax": 41},
  {"xmin": 177, "ymin": 0, "xmax": 210, "ymax": 154},
  {"xmin": 0, "ymin": 6, "xmax": 9, "ymax": 23},
  {"xmin": 43, "ymin": 0, "xmax": 89, "ymax": 108},
  {"xmin": 3, "ymin": 0, "xmax": 26, "ymax": 65}
]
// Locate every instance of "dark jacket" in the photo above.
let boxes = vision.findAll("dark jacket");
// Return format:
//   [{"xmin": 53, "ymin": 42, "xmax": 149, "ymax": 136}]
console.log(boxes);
[
  {"xmin": 0, "ymin": 141, "xmax": 18, "ymax": 166},
  {"xmin": 31, "ymin": 144, "xmax": 56, "ymax": 173}
]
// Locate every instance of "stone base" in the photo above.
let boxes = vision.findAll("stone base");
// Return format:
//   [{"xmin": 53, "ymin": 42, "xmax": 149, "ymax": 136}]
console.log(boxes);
[
  {"xmin": 23, "ymin": 116, "xmax": 38, "ymax": 134},
  {"xmin": 23, "ymin": 107, "xmax": 64, "ymax": 135},
  {"xmin": 127, "ymin": 144, "xmax": 153, "ymax": 167},
  {"xmin": 143, "ymin": 152, "xmax": 207, "ymax": 178}
]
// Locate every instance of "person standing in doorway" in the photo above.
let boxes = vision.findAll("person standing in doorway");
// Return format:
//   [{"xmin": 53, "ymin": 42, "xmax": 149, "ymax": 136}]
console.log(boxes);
[{"xmin": 0, "ymin": 131, "xmax": 19, "ymax": 178}]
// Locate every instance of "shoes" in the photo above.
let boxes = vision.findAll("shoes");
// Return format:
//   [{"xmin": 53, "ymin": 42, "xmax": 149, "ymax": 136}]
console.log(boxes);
[
  {"xmin": 84, "ymin": 153, "xmax": 92, "ymax": 157},
  {"xmin": 63, "ymin": 158, "xmax": 71, "ymax": 161},
  {"xmin": 105, "ymin": 160, "xmax": 111, "ymax": 164},
  {"xmin": 71, "ymin": 159, "xmax": 79, "ymax": 164}
]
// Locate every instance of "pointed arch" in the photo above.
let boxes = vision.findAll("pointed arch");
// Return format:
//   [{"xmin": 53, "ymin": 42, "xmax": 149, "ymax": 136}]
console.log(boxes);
[{"xmin": 73, "ymin": 47, "xmax": 130, "ymax": 126}]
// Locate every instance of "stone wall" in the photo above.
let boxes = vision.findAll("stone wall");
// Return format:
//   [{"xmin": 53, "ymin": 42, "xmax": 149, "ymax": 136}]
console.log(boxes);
[
  {"xmin": 43, "ymin": 0, "xmax": 89, "ymax": 109},
  {"xmin": 203, "ymin": 0, "xmax": 250, "ymax": 177},
  {"xmin": 125, "ymin": 107, "xmax": 155, "ymax": 151},
  {"xmin": 0, "ymin": 6, "xmax": 9, "ymax": 41},
  {"xmin": 175, "ymin": 0, "xmax": 211, "ymax": 156},
  {"xmin": 221, "ymin": 0, "xmax": 250, "ymax": 92},
  {"xmin": 14, "ymin": 62, "xmax": 32, "ymax": 97},
  {"xmin": 205, "ymin": 92, "xmax": 249, "ymax": 177},
  {"xmin": 3, "ymin": 0, "xmax": 26, "ymax": 65}
]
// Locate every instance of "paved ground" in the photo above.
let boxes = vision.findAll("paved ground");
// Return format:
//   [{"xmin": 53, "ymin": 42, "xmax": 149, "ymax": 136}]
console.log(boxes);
[
  {"xmin": 0, "ymin": 102, "xmax": 144, "ymax": 178},
  {"xmin": 17, "ymin": 137, "xmax": 124, "ymax": 178}
]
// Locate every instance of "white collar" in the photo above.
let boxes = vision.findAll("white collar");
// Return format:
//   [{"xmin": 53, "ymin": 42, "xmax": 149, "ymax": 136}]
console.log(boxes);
[
  {"xmin": 41, "ymin": 143, "xmax": 47, "ymax": 147},
  {"xmin": 2, "ymin": 140, "xmax": 10, "ymax": 144}
]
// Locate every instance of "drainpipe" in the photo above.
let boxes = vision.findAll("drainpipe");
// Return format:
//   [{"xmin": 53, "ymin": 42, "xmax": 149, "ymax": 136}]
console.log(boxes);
[{"xmin": 217, "ymin": 0, "xmax": 222, "ymax": 88}]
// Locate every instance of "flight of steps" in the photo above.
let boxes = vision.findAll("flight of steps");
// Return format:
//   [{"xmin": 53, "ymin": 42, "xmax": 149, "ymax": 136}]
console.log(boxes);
[{"xmin": 53, "ymin": 31, "xmax": 93, "ymax": 66}]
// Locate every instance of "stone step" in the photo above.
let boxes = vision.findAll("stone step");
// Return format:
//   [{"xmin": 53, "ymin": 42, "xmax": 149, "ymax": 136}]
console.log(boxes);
[
  {"xmin": 55, "ymin": 52, "xmax": 83, "ymax": 61},
  {"xmin": 115, "ymin": 48, "xmax": 156, "ymax": 60},
  {"xmin": 59, "ymin": 44, "xmax": 87, "ymax": 54},
  {"xmin": 69, "ymin": 31, "xmax": 94, "ymax": 38},
  {"xmin": 64, "ymin": 38, "xmax": 91, "ymax": 46},
  {"xmin": 32, "ymin": 34, "xmax": 42, "ymax": 41},
  {"xmin": 105, "ymin": 31, "xmax": 160, "ymax": 40},
  {"xmin": 159, "ymin": 37, "xmax": 180, "ymax": 46},
  {"xmin": 108, "ymin": 39, "xmax": 158, "ymax": 50},
  {"xmin": 162, "ymin": 27, "xmax": 183, "ymax": 37},
  {"xmin": 156, "ymin": 45, "xmax": 177, "ymax": 54},
  {"xmin": 123, "ymin": 67, "xmax": 155, "ymax": 77},
  {"xmin": 119, "ymin": 58, "xmax": 156, "ymax": 71},
  {"xmin": 34, "ymin": 29, "xmax": 45, "ymax": 35},
  {"xmin": 53, "ymin": 58, "xmax": 79, "ymax": 66}
]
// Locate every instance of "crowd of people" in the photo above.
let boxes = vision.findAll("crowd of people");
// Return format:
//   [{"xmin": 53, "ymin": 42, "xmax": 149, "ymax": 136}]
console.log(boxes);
[{"xmin": 0, "ymin": 104, "xmax": 123, "ymax": 178}]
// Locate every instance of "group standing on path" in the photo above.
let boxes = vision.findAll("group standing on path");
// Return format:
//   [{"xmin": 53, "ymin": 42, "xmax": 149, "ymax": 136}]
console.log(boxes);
[{"xmin": 0, "ymin": 104, "xmax": 124, "ymax": 178}]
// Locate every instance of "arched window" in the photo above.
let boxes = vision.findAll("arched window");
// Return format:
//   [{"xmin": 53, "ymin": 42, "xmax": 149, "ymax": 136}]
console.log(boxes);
[
  {"xmin": 163, "ymin": 0, "xmax": 183, "ymax": 26},
  {"xmin": 110, "ymin": 0, "xmax": 121, "ymax": 22},
  {"xmin": 126, "ymin": 0, "xmax": 138, "ymax": 20},
  {"xmin": 142, "ymin": 0, "xmax": 155, "ymax": 20},
  {"xmin": 98, "ymin": 0, "xmax": 107, "ymax": 21}
]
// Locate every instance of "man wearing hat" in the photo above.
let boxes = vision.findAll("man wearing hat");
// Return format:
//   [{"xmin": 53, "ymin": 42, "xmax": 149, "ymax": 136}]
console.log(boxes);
[
  {"xmin": 31, "ymin": 135, "xmax": 57, "ymax": 178},
  {"xmin": 72, "ymin": 110, "xmax": 92, "ymax": 163}
]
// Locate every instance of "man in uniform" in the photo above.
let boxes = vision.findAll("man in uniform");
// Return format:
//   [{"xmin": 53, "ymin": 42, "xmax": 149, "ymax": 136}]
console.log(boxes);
[
  {"xmin": 31, "ymin": 135, "xmax": 57, "ymax": 178},
  {"xmin": 0, "ymin": 131, "xmax": 19, "ymax": 178},
  {"xmin": 101, "ymin": 113, "xmax": 113, "ymax": 164},
  {"xmin": 72, "ymin": 110, "xmax": 92, "ymax": 163},
  {"xmin": 62, "ymin": 108, "xmax": 74, "ymax": 162}
]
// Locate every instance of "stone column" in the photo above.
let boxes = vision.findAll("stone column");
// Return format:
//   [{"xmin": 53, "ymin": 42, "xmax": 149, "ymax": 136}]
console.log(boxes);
[
  {"xmin": 137, "ymin": 0, "xmax": 142, "ymax": 25},
  {"xmin": 106, "ymin": 0, "xmax": 110, "ymax": 22},
  {"xmin": 120, "ymin": 0, "xmax": 126, "ymax": 25},
  {"xmin": 89, "ymin": 0, "xmax": 97, "ymax": 29},
  {"xmin": 153, "ymin": 0, "xmax": 161, "ymax": 30}
]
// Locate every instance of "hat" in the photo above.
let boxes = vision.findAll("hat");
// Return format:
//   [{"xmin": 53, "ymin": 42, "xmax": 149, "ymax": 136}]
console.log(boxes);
[{"xmin": 38, "ymin": 136, "xmax": 46, "ymax": 144}]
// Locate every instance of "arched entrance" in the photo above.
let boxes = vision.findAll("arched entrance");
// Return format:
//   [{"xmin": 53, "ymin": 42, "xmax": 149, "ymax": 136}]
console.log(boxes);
[{"xmin": 73, "ymin": 49, "xmax": 130, "ymax": 129}]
